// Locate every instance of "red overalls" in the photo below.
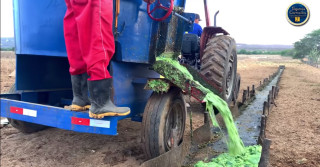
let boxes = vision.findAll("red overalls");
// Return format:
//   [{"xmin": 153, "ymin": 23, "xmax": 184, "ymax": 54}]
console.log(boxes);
[{"xmin": 64, "ymin": 0, "xmax": 114, "ymax": 80}]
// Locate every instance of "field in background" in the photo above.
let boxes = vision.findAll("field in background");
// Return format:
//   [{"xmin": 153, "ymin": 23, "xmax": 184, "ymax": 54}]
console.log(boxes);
[
  {"xmin": 0, "ymin": 51, "xmax": 15, "ymax": 93},
  {"xmin": 237, "ymin": 54, "xmax": 295, "ymax": 100}
]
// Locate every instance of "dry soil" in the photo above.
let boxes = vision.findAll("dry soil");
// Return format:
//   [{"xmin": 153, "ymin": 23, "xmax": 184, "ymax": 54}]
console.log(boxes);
[{"xmin": 266, "ymin": 62, "xmax": 320, "ymax": 167}]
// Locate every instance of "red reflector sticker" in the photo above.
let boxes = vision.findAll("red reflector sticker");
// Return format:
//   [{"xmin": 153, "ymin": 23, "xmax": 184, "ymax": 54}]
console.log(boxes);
[
  {"xmin": 71, "ymin": 117, "xmax": 90, "ymax": 126},
  {"xmin": 10, "ymin": 107, "xmax": 37, "ymax": 117},
  {"xmin": 10, "ymin": 107, "xmax": 23, "ymax": 115},
  {"xmin": 71, "ymin": 117, "xmax": 110, "ymax": 128}
]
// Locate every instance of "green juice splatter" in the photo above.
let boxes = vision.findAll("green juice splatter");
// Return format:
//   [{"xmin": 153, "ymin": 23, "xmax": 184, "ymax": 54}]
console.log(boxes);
[{"xmin": 153, "ymin": 57, "xmax": 261, "ymax": 166}]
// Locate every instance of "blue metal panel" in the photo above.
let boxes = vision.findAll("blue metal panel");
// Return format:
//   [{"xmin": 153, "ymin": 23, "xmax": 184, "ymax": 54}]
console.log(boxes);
[
  {"xmin": 47, "ymin": 90, "xmax": 73, "ymax": 106},
  {"xmin": 111, "ymin": 61, "xmax": 159, "ymax": 121},
  {"xmin": 13, "ymin": 0, "xmax": 187, "ymax": 61},
  {"xmin": 115, "ymin": 0, "xmax": 187, "ymax": 63},
  {"xmin": 19, "ymin": 90, "xmax": 73, "ymax": 107},
  {"xmin": 0, "ymin": 94, "xmax": 21, "ymax": 101},
  {"xmin": 13, "ymin": 0, "xmax": 67, "ymax": 57},
  {"xmin": 115, "ymin": 0, "xmax": 155, "ymax": 63},
  {"xmin": 183, "ymin": 13, "xmax": 196, "ymax": 32},
  {"xmin": 0, "ymin": 98, "xmax": 131, "ymax": 135},
  {"xmin": 16, "ymin": 54, "xmax": 71, "ymax": 90}
]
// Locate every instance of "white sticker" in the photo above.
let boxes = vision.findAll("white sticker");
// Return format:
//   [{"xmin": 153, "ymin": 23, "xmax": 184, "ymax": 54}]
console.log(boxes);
[
  {"xmin": 90, "ymin": 119, "xmax": 110, "ymax": 128},
  {"xmin": 23, "ymin": 109, "xmax": 37, "ymax": 117}
]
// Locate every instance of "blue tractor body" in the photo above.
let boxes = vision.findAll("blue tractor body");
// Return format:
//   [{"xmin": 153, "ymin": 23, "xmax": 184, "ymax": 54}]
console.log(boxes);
[{"xmin": 1, "ymin": 0, "xmax": 195, "ymax": 135}]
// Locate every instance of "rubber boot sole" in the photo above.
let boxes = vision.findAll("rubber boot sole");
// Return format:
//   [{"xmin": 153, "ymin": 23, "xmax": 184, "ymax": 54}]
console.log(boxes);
[
  {"xmin": 89, "ymin": 110, "xmax": 130, "ymax": 119},
  {"xmin": 64, "ymin": 104, "xmax": 91, "ymax": 111}
]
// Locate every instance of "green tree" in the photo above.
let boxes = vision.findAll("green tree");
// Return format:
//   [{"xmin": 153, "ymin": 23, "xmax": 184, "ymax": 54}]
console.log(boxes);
[
  {"xmin": 308, "ymin": 46, "xmax": 320, "ymax": 67},
  {"xmin": 238, "ymin": 49, "xmax": 247, "ymax": 54},
  {"xmin": 293, "ymin": 29, "xmax": 320, "ymax": 59},
  {"xmin": 280, "ymin": 49, "xmax": 295, "ymax": 57},
  {"xmin": 0, "ymin": 47, "xmax": 15, "ymax": 51}
]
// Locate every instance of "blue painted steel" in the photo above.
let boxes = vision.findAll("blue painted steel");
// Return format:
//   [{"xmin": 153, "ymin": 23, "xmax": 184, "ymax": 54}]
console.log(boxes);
[
  {"xmin": 13, "ymin": 0, "xmax": 187, "ymax": 61},
  {"xmin": 19, "ymin": 90, "xmax": 73, "ymax": 107},
  {"xmin": 115, "ymin": 1, "xmax": 154, "ymax": 63},
  {"xmin": 16, "ymin": 54, "xmax": 71, "ymax": 90},
  {"xmin": 0, "ymin": 98, "xmax": 129, "ymax": 135},
  {"xmin": 13, "ymin": 0, "xmax": 67, "ymax": 57},
  {"xmin": 183, "ymin": 13, "xmax": 196, "ymax": 31},
  {"xmin": 13, "ymin": 0, "xmax": 187, "ymax": 62},
  {"xmin": 0, "ymin": 94, "xmax": 21, "ymax": 101},
  {"xmin": 114, "ymin": 0, "xmax": 186, "ymax": 63},
  {"xmin": 111, "ymin": 61, "xmax": 159, "ymax": 121}
]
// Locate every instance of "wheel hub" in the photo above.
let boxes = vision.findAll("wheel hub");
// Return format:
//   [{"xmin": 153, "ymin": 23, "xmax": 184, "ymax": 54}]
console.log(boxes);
[{"xmin": 165, "ymin": 103, "xmax": 184, "ymax": 150}]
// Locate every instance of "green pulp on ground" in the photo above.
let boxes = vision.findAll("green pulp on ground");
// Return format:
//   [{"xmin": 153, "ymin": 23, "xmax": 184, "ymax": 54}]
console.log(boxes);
[
  {"xmin": 153, "ymin": 56, "xmax": 261, "ymax": 166},
  {"xmin": 195, "ymin": 145, "xmax": 262, "ymax": 167}
]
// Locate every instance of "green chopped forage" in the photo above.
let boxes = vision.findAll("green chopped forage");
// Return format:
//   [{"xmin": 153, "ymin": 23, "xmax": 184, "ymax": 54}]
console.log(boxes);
[
  {"xmin": 153, "ymin": 57, "xmax": 246, "ymax": 156},
  {"xmin": 195, "ymin": 145, "xmax": 262, "ymax": 167},
  {"xmin": 204, "ymin": 92, "xmax": 245, "ymax": 155},
  {"xmin": 147, "ymin": 80, "xmax": 170, "ymax": 93}
]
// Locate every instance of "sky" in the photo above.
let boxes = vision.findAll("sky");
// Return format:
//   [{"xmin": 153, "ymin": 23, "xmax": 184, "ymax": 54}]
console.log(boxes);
[
  {"xmin": 185, "ymin": 0, "xmax": 320, "ymax": 45},
  {"xmin": 1, "ymin": 0, "xmax": 14, "ymax": 38},
  {"xmin": 1, "ymin": 0, "xmax": 320, "ymax": 45}
]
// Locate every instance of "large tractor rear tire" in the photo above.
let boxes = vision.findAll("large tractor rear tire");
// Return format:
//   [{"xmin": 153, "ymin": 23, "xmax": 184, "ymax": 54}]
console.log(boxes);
[
  {"xmin": 7, "ymin": 84, "xmax": 48, "ymax": 133},
  {"xmin": 142, "ymin": 88, "xmax": 186, "ymax": 159},
  {"xmin": 200, "ymin": 35, "xmax": 237, "ymax": 104}
]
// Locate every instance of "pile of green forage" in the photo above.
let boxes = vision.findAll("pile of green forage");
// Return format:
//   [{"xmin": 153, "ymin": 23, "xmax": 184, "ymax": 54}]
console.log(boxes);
[
  {"xmin": 153, "ymin": 57, "xmax": 262, "ymax": 167},
  {"xmin": 147, "ymin": 79, "xmax": 170, "ymax": 93},
  {"xmin": 195, "ymin": 146, "xmax": 262, "ymax": 167}
]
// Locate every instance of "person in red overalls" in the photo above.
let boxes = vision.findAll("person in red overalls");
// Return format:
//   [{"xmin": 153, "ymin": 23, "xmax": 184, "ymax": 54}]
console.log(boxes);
[{"xmin": 63, "ymin": 0, "xmax": 131, "ymax": 119}]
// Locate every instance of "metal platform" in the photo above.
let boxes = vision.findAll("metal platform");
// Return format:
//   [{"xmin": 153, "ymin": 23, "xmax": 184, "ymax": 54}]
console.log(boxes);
[{"xmin": 0, "ymin": 98, "xmax": 129, "ymax": 135}]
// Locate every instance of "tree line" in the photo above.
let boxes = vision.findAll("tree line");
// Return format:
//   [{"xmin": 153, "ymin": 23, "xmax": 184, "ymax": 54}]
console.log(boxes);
[
  {"xmin": 0, "ymin": 47, "xmax": 15, "ymax": 51},
  {"xmin": 293, "ymin": 29, "xmax": 320, "ymax": 67},
  {"xmin": 293, "ymin": 29, "xmax": 320, "ymax": 59},
  {"xmin": 238, "ymin": 29, "xmax": 320, "ymax": 67},
  {"xmin": 237, "ymin": 49, "xmax": 283, "ymax": 55}
]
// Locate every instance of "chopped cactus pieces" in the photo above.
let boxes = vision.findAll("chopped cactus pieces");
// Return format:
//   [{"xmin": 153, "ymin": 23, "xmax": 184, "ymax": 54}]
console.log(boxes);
[
  {"xmin": 195, "ymin": 145, "xmax": 262, "ymax": 167},
  {"xmin": 153, "ymin": 56, "xmax": 261, "ymax": 166},
  {"xmin": 147, "ymin": 79, "xmax": 170, "ymax": 93}
]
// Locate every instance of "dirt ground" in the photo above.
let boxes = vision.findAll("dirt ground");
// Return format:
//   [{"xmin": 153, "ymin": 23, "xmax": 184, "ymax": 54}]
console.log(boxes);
[
  {"xmin": 266, "ymin": 63, "xmax": 320, "ymax": 166},
  {"xmin": 237, "ymin": 54, "xmax": 292, "ymax": 97},
  {"xmin": 0, "ymin": 51, "xmax": 15, "ymax": 93},
  {"xmin": 1, "ymin": 52, "xmax": 305, "ymax": 167}
]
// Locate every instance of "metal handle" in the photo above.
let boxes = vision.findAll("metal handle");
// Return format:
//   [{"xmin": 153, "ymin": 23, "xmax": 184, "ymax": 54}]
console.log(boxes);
[{"xmin": 172, "ymin": 11, "xmax": 193, "ymax": 24}]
